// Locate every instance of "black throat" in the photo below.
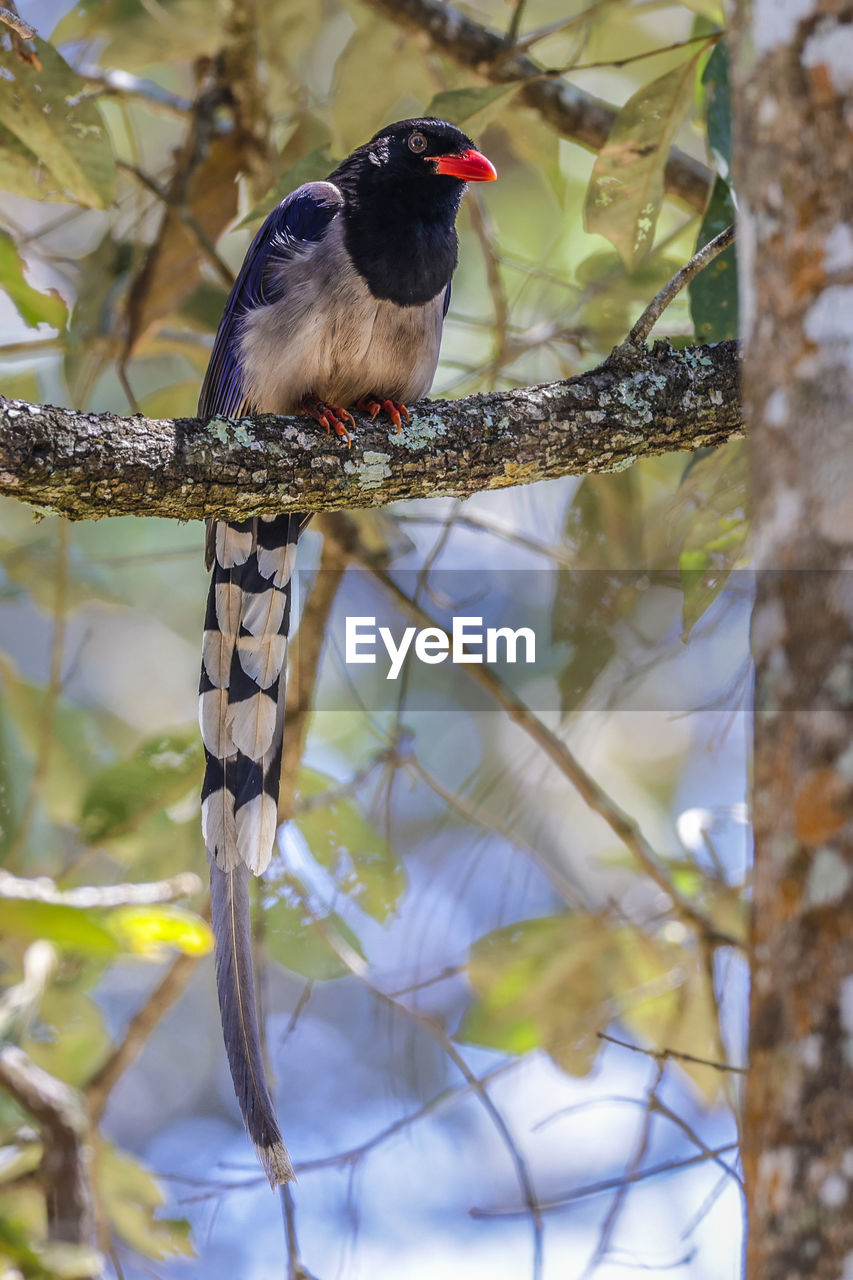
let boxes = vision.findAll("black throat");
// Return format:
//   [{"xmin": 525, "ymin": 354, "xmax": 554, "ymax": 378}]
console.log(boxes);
[{"xmin": 330, "ymin": 160, "xmax": 463, "ymax": 307}]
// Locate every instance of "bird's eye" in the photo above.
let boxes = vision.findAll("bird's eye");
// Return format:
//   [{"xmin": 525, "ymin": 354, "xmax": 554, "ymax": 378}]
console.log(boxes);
[{"xmin": 408, "ymin": 132, "xmax": 428, "ymax": 154}]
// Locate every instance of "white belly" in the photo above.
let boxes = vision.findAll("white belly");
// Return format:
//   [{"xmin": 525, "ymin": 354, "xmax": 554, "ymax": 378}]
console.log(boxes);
[{"xmin": 238, "ymin": 219, "xmax": 445, "ymax": 415}]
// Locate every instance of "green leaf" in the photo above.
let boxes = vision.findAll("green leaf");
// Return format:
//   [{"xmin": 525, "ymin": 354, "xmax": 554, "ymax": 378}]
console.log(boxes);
[
  {"xmin": 0, "ymin": 230, "xmax": 67, "ymax": 330},
  {"xmin": 702, "ymin": 41, "xmax": 731, "ymax": 177},
  {"xmin": 0, "ymin": 38, "xmax": 116, "ymax": 209},
  {"xmin": 424, "ymin": 84, "xmax": 519, "ymax": 134},
  {"xmin": 79, "ymin": 732, "xmax": 203, "ymax": 844},
  {"xmin": 554, "ymin": 470, "xmax": 644, "ymax": 713},
  {"xmin": 675, "ymin": 442, "xmax": 746, "ymax": 636},
  {"xmin": 239, "ymin": 147, "xmax": 334, "ymax": 227},
  {"xmin": 463, "ymin": 915, "xmax": 625, "ymax": 1076},
  {"xmin": 25, "ymin": 985, "xmax": 112, "ymax": 1086},
  {"xmin": 97, "ymin": 1145, "xmax": 194, "ymax": 1260},
  {"xmin": 689, "ymin": 177, "xmax": 737, "ymax": 342},
  {"xmin": 463, "ymin": 913, "xmax": 726, "ymax": 1101},
  {"xmin": 0, "ymin": 900, "xmax": 119, "ymax": 954},
  {"xmin": 106, "ymin": 905, "xmax": 212, "ymax": 957},
  {"xmin": 293, "ymin": 767, "xmax": 406, "ymax": 921},
  {"xmin": 0, "ymin": 122, "xmax": 64, "ymax": 203},
  {"xmin": 53, "ymin": 0, "xmax": 221, "ymax": 70},
  {"xmin": 265, "ymin": 896, "xmax": 365, "ymax": 980},
  {"xmin": 584, "ymin": 49, "xmax": 704, "ymax": 270}
]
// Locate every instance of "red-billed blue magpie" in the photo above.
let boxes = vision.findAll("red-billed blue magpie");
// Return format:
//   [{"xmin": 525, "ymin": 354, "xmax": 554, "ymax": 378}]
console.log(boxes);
[{"xmin": 198, "ymin": 118, "xmax": 496, "ymax": 1185}]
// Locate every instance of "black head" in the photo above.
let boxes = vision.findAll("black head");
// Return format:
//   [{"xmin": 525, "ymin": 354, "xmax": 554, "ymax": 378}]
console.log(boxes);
[{"xmin": 328, "ymin": 117, "xmax": 497, "ymax": 306}]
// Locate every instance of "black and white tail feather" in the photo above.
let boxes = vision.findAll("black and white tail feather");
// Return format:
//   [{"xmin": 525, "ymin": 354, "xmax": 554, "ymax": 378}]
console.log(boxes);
[{"xmin": 200, "ymin": 512, "xmax": 304, "ymax": 1186}]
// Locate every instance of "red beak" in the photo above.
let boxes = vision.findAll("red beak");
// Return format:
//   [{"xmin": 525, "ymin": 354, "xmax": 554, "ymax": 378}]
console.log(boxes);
[{"xmin": 434, "ymin": 148, "xmax": 497, "ymax": 182}]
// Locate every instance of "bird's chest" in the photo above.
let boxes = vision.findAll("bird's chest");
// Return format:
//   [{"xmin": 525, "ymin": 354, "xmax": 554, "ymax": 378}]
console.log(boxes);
[{"xmin": 239, "ymin": 227, "xmax": 444, "ymax": 414}]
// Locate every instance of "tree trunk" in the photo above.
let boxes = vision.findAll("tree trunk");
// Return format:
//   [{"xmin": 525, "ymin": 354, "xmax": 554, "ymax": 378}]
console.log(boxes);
[{"xmin": 733, "ymin": 3, "xmax": 853, "ymax": 1276}]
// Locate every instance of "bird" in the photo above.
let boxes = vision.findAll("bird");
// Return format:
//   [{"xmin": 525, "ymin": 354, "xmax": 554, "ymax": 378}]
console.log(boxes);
[{"xmin": 197, "ymin": 117, "xmax": 497, "ymax": 1186}]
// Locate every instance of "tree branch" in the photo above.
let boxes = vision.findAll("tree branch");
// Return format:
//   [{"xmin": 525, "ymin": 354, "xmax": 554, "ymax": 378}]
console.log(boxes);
[
  {"xmin": 0, "ymin": 340, "xmax": 741, "ymax": 522},
  {"xmin": 0, "ymin": 1046, "xmax": 97, "ymax": 1251},
  {"xmin": 359, "ymin": 0, "xmax": 713, "ymax": 212}
]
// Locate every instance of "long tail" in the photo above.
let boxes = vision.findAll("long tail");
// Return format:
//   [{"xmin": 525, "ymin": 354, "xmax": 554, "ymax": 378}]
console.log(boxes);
[
  {"xmin": 209, "ymin": 860, "xmax": 293, "ymax": 1184},
  {"xmin": 199, "ymin": 512, "xmax": 304, "ymax": 1187}
]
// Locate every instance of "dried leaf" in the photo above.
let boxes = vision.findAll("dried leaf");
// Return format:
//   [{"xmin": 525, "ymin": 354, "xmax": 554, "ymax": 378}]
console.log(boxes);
[
  {"xmin": 125, "ymin": 133, "xmax": 243, "ymax": 353},
  {"xmin": 424, "ymin": 84, "xmax": 520, "ymax": 135},
  {"xmin": 0, "ymin": 38, "xmax": 116, "ymax": 209},
  {"xmin": 585, "ymin": 50, "xmax": 704, "ymax": 270}
]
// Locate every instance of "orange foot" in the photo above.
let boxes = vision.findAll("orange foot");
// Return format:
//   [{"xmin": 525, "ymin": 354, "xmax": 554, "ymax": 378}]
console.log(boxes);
[
  {"xmin": 300, "ymin": 395, "xmax": 356, "ymax": 445},
  {"xmin": 355, "ymin": 395, "xmax": 411, "ymax": 434}
]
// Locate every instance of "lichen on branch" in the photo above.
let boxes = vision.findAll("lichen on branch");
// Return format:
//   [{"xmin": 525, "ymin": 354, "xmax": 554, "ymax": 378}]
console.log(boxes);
[{"xmin": 0, "ymin": 340, "xmax": 741, "ymax": 523}]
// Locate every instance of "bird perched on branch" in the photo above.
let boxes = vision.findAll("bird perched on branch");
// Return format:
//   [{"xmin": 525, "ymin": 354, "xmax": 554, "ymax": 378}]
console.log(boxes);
[{"xmin": 197, "ymin": 118, "xmax": 497, "ymax": 1185}]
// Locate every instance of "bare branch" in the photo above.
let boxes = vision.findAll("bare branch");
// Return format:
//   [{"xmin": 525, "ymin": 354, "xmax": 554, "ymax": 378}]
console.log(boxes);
[
  {"xmin": 0, "ymin": 869, "xmax": 203, "ymax": 909},
  {"xmin": 623, "ymin": 225, "xmax": 736, "ymax": 350},
  {"xmin": 597, "ymin": 1031, "xmax": 746, "ymax": 1074},
  {"xmin": 471, "ymin": 1142, "xmax": 739, "ymax": 1218},
  {"xmin": 360, "ymin": 0, "xmax": 712, "ymax": 211},
  {"xmin": 0, "ymin": 1045, "xmax": 98, "ymax": 1254},
  {"xmin": 0, "ymin": 3, "xmax": 35, "ymax": 39},
  {"xmin": 322, "ymin": 515, "xmax": 740, "ymax": 950},
  {"xmin": 0, "ymin": 339, "xmax": 741, "ymax": 522},
  {"xmin": 86, "ymin": 952, "xmax": 200, "ymax": 1124},
  {"xmin": 0, "ymin": 0, "xmax": 39, "ymax": 65}
]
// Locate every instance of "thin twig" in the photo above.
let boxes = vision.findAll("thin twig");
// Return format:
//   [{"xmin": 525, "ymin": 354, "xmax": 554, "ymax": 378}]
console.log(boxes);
[
  {"xmin": 117, "ymin": 159, "xmax": 234, "ymax": 290},
  {"xmin": 323, "ymin": 516, "xmax": 737, "ymax": 950},
  {"xmin": 504, "ymin": 0, "xmax": 528, "ymax": 47},
  {"xmin": 0, "ymin": 869, "xmax": 202, "ymax": 908},
  {"xmin": 284, "ymin": 888, "xmax": 544, "ymax": 1280},
  {"xmin": 471, "ymin": 1142, "xmax": 739, "ymax": 1218},
  {"xmin": 80, "ymin": 65, "xmax": 192, "ymax": 116},
  {"xmin": 86, "ymin": 952, "xmax": 201, "ymax": 1124},
  {"xmin": 510, "ymin": 0, "xmax": 625, "ymax": 54},
  {"xmin": 621, "ymin": 224, "xmax": 736, "ymax": 350},
  {"xmin": 0, "ymin": 3, "xmax": 35, "ymax": 38},
  {"xmin": 295, "ymin": 1059, "xmax": 519, "ymax": 1174},
  {"xmin": 362, "ymin": 0, "xmax": 712, "ymax": 211},
  {"xmin": 0, "ymin": 0, "xmax": 39, "ymax": 65},
  {"xmin": 561, "ymin": 31, "xmax": 722, "ymax": 74},
  {"xmin": 0, "ymin": 337, "xmax": 63, "ymax": 358},
  {"xmin": 0, "ymin": 1046, "xmax": 99, "ymax": 1256},
  {"xmin": 597, "ymin": 1031, "xmax": 746, "ymax": 1073},
  {"xmin": 580, "ymin": 1060, "xmax": 663, "ymax": 1279},
  {"xmin": 650, "ymin": 1093, "xmax": 744, "ymax": 1191}
]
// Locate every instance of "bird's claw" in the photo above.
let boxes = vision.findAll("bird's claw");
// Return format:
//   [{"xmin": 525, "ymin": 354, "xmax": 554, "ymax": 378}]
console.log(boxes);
[
  {"xmin": 355, "ymin": 395, "xmax": 411, "ymax": 434},
  {"xmin": 300, "ymin": 396, "xmax": 355, "ymax": 446}
]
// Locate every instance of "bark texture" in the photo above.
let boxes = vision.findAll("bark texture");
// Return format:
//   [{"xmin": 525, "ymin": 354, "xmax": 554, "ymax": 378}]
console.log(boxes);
[
  {"xmin": 733, "ymin": 3, "xmax": 853, "ymax": 1277},
  {"xmin": 0, "ymin": 340, "xmax": 741, "ymax": 522}
]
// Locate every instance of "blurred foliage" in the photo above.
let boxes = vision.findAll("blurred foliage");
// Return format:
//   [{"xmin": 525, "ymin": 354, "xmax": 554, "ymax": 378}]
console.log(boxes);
[{"xmin": 0, "ymin": 0, "xmax": 745, "ymax": 1275}]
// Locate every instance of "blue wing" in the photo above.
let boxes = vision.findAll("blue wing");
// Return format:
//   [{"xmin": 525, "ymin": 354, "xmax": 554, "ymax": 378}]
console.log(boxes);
[
  {"xmin": 443, "ymin": 281, "xmax": 451, "ymax": 318},
  {"xmin": 198, "ymin": 182, "xmax": 343, "ymax": 419}
]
